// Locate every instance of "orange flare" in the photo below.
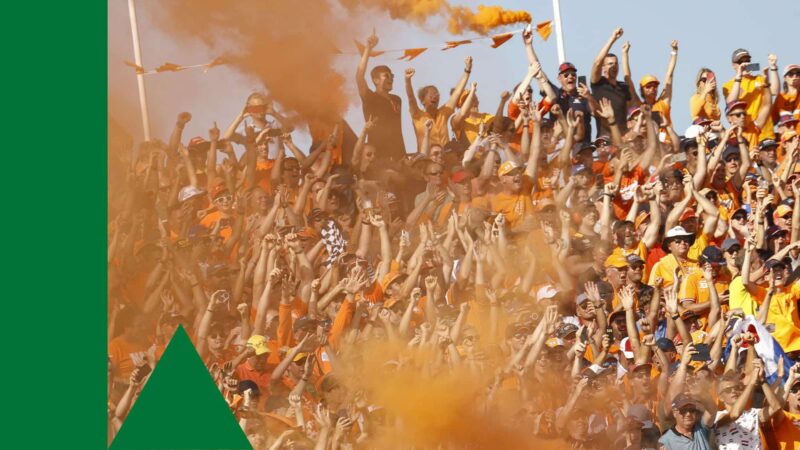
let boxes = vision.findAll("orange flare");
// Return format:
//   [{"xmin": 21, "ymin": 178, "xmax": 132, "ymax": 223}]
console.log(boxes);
[{"xmin": 449, "ymin": 5, "xmax": 531, "ymax": 35}]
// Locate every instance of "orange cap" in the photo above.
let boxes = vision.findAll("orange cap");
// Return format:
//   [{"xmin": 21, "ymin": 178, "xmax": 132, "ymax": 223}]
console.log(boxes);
[
  {"xmin": 640, "ymin": 75, "xmax": 660, "ymax": 87},
  {"xmin": 604, "ymin": 253, "xmax": 628, "ymax": 268}
]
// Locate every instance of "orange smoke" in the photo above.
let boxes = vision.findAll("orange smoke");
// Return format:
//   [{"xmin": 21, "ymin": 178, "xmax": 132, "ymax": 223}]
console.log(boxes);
[
  {"xmin": 146, "ymin": 0, "xmax": 349, "ymax": 124},
  {"xmin": 344, "ymin": 1, "xmax": 530, "ymax": 35},
  {"xmin": 449, "ymin": 5, "xmax": 531, "ymax": 35}
]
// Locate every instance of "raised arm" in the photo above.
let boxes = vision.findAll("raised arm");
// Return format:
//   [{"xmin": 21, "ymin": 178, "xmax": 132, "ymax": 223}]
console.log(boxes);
[
  {"xmin": 591, "ymin": 27, "xmax": 624, "ymax": 84},
  {"xmin": 660, "ymin": 41, "xmax": 679, "ymax": 104},
  {"xmin": 356, "ymin": 32, "xmax": 378, "ymax": 99},
  {"xmin": 444, "ymin": 57, "xmax": 472, "ymax": 110},
  {"xmin": 621, "ymin": 41, "xmax": 641, "ymax": 105},
  {"xmin": 403, "ymin": 68, "xmax": 421, "ymax": 116},
  {"xmin": 767, "ymin": 54, "xmax": 781, "ymax": 96}
]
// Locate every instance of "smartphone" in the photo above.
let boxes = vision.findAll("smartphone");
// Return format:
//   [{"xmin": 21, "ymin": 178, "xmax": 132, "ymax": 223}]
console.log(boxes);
[
  {"xmin": 670, "ymin": 153, "xmax": 688, "ymax": 164},
  {"xmin": 266, "ymin": 128, "xmax": 284, "ymax": 137},
  {"xmin": 692, "ymin": 343, "xmax": 711, "ymax": 362},
  {"xmin": 650, "ymin": 111, "xmax": 662, "ymax": 124},
  {"xmin": 134, "ymin": 364, "xmax": 152, "ymax": 383},
  {"xmin": 606, "ymin": 326, "xmax": 614, "ymax": 343},
  {"xmin": 577, "ymin": 75, "xmax": 587, "ymax": 86},
  {"xmin": 744, "ymin": 63, "xmax": 761, "ymax": 73},
  {"xmin": 580, "ymin": 327, "xmax": 589, "ymax": 343}
]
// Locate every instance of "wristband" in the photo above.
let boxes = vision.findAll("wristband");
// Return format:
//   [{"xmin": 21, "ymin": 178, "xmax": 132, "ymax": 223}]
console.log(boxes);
[
  {"xmin": 670, "ymin": 314, "xmax": 680, "ymax": 321},
  {"xmin": 464, "ymin": 69, "xmax": 471, "ymax": 74},
  {"xmin": 607, "ymin": 121, "xmax": 617, "ymax": 126},
  {"xmin": 735, "ymin": 78, "xmax": 742, "ymax": 82},
  {"xmin": 671, "ymin": 51, "xmax": 677, "ymax": 56},
  {"xmin": 769, "ymin": 68, "xmax": 778, "ymax": 71}
]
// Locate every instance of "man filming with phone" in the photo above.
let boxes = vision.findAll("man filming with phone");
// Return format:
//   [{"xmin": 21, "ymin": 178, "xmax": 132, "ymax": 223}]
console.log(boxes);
[{"xmin": 724, "ymin": 48, "xmax": 775, "ymax": 142}]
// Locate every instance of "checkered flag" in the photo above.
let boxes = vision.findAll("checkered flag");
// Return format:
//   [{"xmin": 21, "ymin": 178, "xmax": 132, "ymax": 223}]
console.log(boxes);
[{"xmin": 320, "ymin": 219, "xmax": 347, "ymax": 267}]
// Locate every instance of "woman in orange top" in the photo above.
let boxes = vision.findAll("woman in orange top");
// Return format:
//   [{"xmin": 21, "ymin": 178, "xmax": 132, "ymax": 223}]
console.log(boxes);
[
  {"xmin": 690, "ymin": 68, "xmax": 721, "ymax": 121},
  {"xmin": 771, "ymin": 63, "xmax": 800, "ymax": 122}
]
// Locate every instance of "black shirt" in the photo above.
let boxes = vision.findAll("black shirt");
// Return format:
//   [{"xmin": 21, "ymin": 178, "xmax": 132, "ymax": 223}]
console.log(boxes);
[
  {"xmin": 360, "ymin": 89, "xmax": 406, "ymax": 162},
  {"xmin": 591, "ymin": 77, "xmax": 632, "ymax": 137},
  {"xmin": 550, "ymin": 82, "xmax": 592, "ymax": 144}
]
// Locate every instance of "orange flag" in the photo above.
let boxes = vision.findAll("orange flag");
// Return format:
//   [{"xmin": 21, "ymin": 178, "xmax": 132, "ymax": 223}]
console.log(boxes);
[
  {"xmin": 203, "ymin": 57, "xmax": 225, "ymax": 73},
  {"xmin": 443, "ymin": 40, "xmax": 472, "ymax": 51},
  {"xmin": 155, "ymin": 62, "xmax": 184, "ymax": 73},
  {"xmin": 123, "ymin": 60, "xmax": 145, "ymax": 74},
  {"xmin": 537, "ymin": 21, "xmax": 553, "ymax": 41},
  {"xmin": 354, "ymin": 40, "xmax": 385, "ymax": 57},
  {"xmin": 490, "ymin": 33, "xmax": 514, "ymax": 49},
  {"xmin": 397, "ymin": 48, "xmax": 427, "ymax": 61}
]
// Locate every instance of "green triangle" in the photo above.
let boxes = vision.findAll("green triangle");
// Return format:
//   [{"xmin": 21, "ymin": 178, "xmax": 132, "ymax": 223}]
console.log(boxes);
[{"xmin": 111, "ymin": 325, "xmax": 252, "ymax": 449}]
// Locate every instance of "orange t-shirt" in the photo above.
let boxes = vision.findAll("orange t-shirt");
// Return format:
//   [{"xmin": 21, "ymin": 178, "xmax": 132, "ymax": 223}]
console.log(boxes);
[
  {"xmin": 490, "ymin": 178, "xmax": 534, "ymax": 228},
  {"xmin": 108, "ymin": 335, "xmax": 155, "ymax": 383}
]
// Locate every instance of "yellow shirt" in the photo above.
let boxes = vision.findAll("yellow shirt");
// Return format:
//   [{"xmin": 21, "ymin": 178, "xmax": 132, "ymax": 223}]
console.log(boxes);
[
  {"xmin": 687, "ymin": 233, "xmax": 710, "ymax": 261},
  {"xmin": 412, "ymin": 105, "xmax": 454, "ymax": 152},
  {"xmin": 651, "ymin": 98, "xmax": 672, "ymax": 127},
  {"xmin": 689, "ymin": 93, "xmax": 721, "ymax": 121},
  {"xmin": 648, "ymin": 254, "xmax": 700, "ymax": 288},
  {"xmin": 455, "ymin": 112, "xmax": 494, "ymax": 144},
  {"xmin": 723, "ymin": 75, "xmax": 775, "ymax": 141},
  {"xmin": 767, "ymin": 282, "xmax": 800, "ymax": 353},
  {"xmin": 728, "ymin": 276, "xmax": 766, "ymax": 317}
]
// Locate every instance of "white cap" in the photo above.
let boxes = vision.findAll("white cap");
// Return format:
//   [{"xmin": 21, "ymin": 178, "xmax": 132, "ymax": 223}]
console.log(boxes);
[
  {"xmin": 178, "ymin": 185, "xmax": 205, "ymax": 203},
  {"xmin": 620, "ymin": 337, "xmax": 634, "ymax": 359},
  {"xmin": 536, "ymin": 284, "xmax": 559, "ymax": 302},
  {"xmin": 665, "ymin": 226, "xmax": 693, "ymax": 240},
  {"xmin": 684, "ymin": 124, "xmax": 703, "ymax": 139}
]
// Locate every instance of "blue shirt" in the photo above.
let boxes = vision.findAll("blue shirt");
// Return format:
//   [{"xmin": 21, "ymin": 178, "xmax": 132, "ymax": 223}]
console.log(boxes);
[{"xmin": 658, "ymin": 423, "xmax": 712, "ymax": 450}]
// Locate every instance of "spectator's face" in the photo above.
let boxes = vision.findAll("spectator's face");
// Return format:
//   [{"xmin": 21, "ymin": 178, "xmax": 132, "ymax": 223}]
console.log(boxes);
[
  {"xmin": 363, "ymin": 144, "xmax": 377, "ymax": 164},
  {"xmin": 207, "ymin": 329, "xmax": 225, "ymax": 351},
  {"xmin": 421, "ymin": 87, "xmax": 440, "ymax": 109},
  {"xmin": 429, "ymin": 145, "xmax": 444, "ymax": 165},
  {"xmin": 642, "ymin": 82, "xmax": 659, "ymax": 99},
  {"xmin": 249, "ymin": 353, "xmax": 268, "ymax": 371},
  {"xmin": 610, "ymin": 314, "xmax": 627, "ymax": 336},
  {"xmin": 250, "ymin": 190, "xmax": 271, "ymax": 213},
  {"xmin": 732, "ymin": 55, "xmax": 751, "ymax": 74},
  {"xmin": 581, "ymin": 208, "xmax": 598, "ymax": 227},
  {"xmin": 425, "ymin": 163, "xmax": 444, "ymax": 187},
  {"xmin": 213, "ymin": 192, "xmax": 234, "ymax": 213},
  {"xmin": 718, "ymin": 379, "xmax": 744, "ymax": 406},
  {"xmin": 686, "ymin": 145, "xmax": 699, "ymax": 167},
  {"xmin": 786, "ymin": 69, "xmax": 800, "ymax": 89},
  {"xmin": 727, "ymin": 108, "xmax": 746, "ymax": 127},
  {"xmin": 668, "ymin": 237, "xmax": 691, "ymax": 258},
  {"xmin": 576, "ymin": 300, "xmax": 596, "ymax": 320},
  {"xmin": 452, "ymin": 177, "xmax": 471, "ymax": 198},
  {"xmin": 775, "ymin": 213, "xmax": 791, "ymax": 230},
  {"xmin": 663, "ymin": 176, "xmax": 683, "ymax": 202},
  {"xmin": 372, "ymin": 70, "xmax": 394, "ymax": 92},
  {"xmin": 617, "ymin": 224, "xmax": 635, "ymax": 247},
  {"xmin": 559, "ymin": 70, "xmax": 577, "ymax": 91},
  {"xmin": 788, "ymin": 383, "xmax": 800, "ymax": 410},
  {"xmin": 724, "ymin": 246, "xmax": 740, "ymax": 265},
  {"xmin": 673, "ymin": 406, "xmax": 700, "ymax": 429},
  {"xmin": 282, "ymin": 159, "xmax": 301, "ymax": 183},
  {"xmin": 680, "ymin": 217, "xmax": 699, "ymax": 234},
  {"xmin": 501, "ymin": 170, "xmax": 523, "ymax": 193},
  {"xmin": 760, "ymin": 147, "xmax": 777, "ymax": 165},
  {"xmin": 603, "ymin": 55, "xmax": 619, "ymax": 79},
  {"xmin": 630, "ymin": 368, "xmax": 653, "ymax": 394},
  {"xmin": 627, "ymin": 261, "xmax": 644, "ymax": 283},
  {"xmin": 771, "ymin": 265, "xmax": 789, "ymax": 287}
]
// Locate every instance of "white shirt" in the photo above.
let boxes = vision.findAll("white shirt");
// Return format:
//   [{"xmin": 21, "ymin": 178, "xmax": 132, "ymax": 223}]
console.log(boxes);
[{"xmin": 713, "ymin": 407, "xmax": 762, "ymax": 450}]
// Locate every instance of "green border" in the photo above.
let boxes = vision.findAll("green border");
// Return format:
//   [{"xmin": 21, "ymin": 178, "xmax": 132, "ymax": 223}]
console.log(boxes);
[{"xmin": 5, "ymin": 1, "xmax": 106, "ymax": 447}]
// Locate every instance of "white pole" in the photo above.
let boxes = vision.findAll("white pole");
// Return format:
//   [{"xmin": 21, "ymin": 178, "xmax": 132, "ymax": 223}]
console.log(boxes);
[
  {"xmin": 551, "ymin": 0, "xmax": 566, "ymax": 63},
  {"xmin": 127, "ymin": 0, "xmax": 151, "ymax": 141}
]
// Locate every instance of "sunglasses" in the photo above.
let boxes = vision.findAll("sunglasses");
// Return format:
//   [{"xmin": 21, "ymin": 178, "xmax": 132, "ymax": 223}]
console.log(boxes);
[
  {"xmin": 698, "ymin": 78, "xmax": 707, "ymax": 84},
  {"xmin": 677, "ymin": 407, "xmax": 699, "ymax": 416},
  {"xmin": 427, "ymin": 171, "xmax": 443, "ymax": 176},
  {"xmin": 728, "ymin": 112, "xmax": 746, "ymax": 118},
  {"xmin": 791, "ymin": 384, "xmax": 800, "ymax": 394},
  {"xmin": 720, "ymin": 385, "xmax": 743, "ymax": 395},
  {"xmin": 672, "ymin": 237, "xmax": 692, "ymax": 245},
  {"xmin": 787, "ymin": 72, "xmax": 800, "ymax": 78},
  {"xmin": 725, "ymin": 156, "xmax": 741, "ymax": 162},
  {"xmin": 629, "ymin": 264, "xmax": 644, "ymax": 271},
  {"xmin": 214, "ymin": 195, "xmax": 233, "ymax": 204}
]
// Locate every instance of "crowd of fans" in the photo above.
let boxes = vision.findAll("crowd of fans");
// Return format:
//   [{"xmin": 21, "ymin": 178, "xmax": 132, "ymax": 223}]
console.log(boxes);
[{"xmin": 108, "ymin": 26, "xmax": 800, "ymax": 449}]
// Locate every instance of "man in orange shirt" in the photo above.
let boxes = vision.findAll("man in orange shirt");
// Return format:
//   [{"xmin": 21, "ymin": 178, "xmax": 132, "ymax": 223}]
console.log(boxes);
[
  {"xmin": 725, "ymin": 100, "xmax": 760, "ymax": 148},
  {"xmin": 648, "ymin": 226, "xmax": 700, "ymax": 288},
  {"xmin": 678, "ymin": 246, "xmax": 727, "ymax": 331},
  {"xmin": 490, "ymin": 161, "xmax": 535, "ymax": 229}
]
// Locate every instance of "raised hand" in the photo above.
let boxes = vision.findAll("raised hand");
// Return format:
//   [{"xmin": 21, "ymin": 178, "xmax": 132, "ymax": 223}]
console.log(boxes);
[
  {"xmin": 177, "ymin": 111, "xmax": 192, "ymax": 127},
  {"xmin": 405, "ymin": 68, "xmax": 415, "ymax": 80}
]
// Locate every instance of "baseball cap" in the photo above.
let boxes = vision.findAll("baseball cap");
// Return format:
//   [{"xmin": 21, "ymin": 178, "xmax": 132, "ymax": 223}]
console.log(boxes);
[
  {"xmin": 783, "ymin": 64, "xmax": 800, "ymax": 77},
  {"xmin": 605, "ymin": 253, "xmax": 629, "ymax": 269},
  {"xmin": 767, "ymin": 225, "xmax": 789, "ymax": 240},
  {"xmin": 679, "ymin": 208, "xmax": 697, "ymax": 222},
  {"xmin": 497, "ymin": 160, "xmax": 522, "ymax": 177},
  {"xmin": 777, "ymin": 115, "xmax": 799, "ymax": 128},
  {"xmin": 759, "ymin": 139, "xmax": 779, "ymax": 150},
  {"xmin": 656, "ymin": 337, "xmax": 677, "ymax": 353},
  {"xmin": 671, "ymin": 393, "xmax": 698, "ymax": 410},
  {"xmin": 536, "ymin": 284, "xmax": 559, "ymax": 302},
  {"xmin": 381, "ymin": 271, "xmax": 408, "ymax": 293},
  {"xmin": 773, "ymin": 204, "xmax": 793, "ymax": 219},
  {"xmin": 722, "ymin": 145, "xmax": 741, "ymax": 160},
  {"xmin": 292, "ymin": 316, "xmax": 319, "ymax": 332},
  {"xmin": 764, "ymin": 258, "xmax": 788, "ymax": 271},
  {"xmin": 208, "ymin": 263, "xmax": 234, "ymax": 277},
  {"xmin": 558, "ymin": 62, "xmax": 577, "ymax": 74},
  {"xmin": 594, "ymin": 135, "xmax": 611, "ymax": 146},
  {"xmin": 726, "ymin": 100, "xmax": 747, "ymax": 114},
  {"xmin": 731, "ymin": 48, "xmax": 750, "ymax": 63},
  {"xmin": 608, "ymin": 309, "xmax": 626, "ymax": 323},
  {"xmin": 626, "ymin": 106, "xmax": 642, "ymax": 121},
  {"xmin": 247, "ymin": 335, "xmax": 271, "ymax": 355},
  {"xmin": 620, "ymin": 337, "xmax": 634, "ymax": 359},
  {"xmin": 450, "ymin": 170, "xmax": 471, "ymax": 184},
  {"xmin": 626, "ymin": 254, "xmax": 645, "ymax": 266},
  {"xmin": 575, "ymin": 292, "xmax": 590, "ymax": 306},
  {"xmin": 556, "ymin": 323, "xmax": 580, "ymax": 339},
  {"xmin": 634, "ymin": 211, "xmax": 650, "ymax": 230},
  {"xmin": 571, "ymin": 163, "xmax": 591, "ymax": 176},
  {"xmin": 680, "ymin": 136, "xmax": 698, "ymax": 150},
  {"xmin": 188, "ymin": 136, "xmax": 212, "ymax": 153},
  {"xmin": 693, "ymin": 118, "xmax": 713, "ymax": 127},
  {"xmin": 639, "ymin": 75, "xmax": 659, "ymax": 87},
  {"xmin": 545, "ymin": 337, "xmax": 566, "ymax": 348},
  {"xmin": 178, "ymin": 185, "xmax": 206, "ymax": 203},
  {"xmin": 572, "ymin": 142, "xmax": 596, "ymax": 157},
  {"xmin": 731, "ymin": 208, "xmax": 748, "ymax": 221},
  {"xmin": 721, "ymin": 238, "xmax": 741, "ymax": 253}
]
